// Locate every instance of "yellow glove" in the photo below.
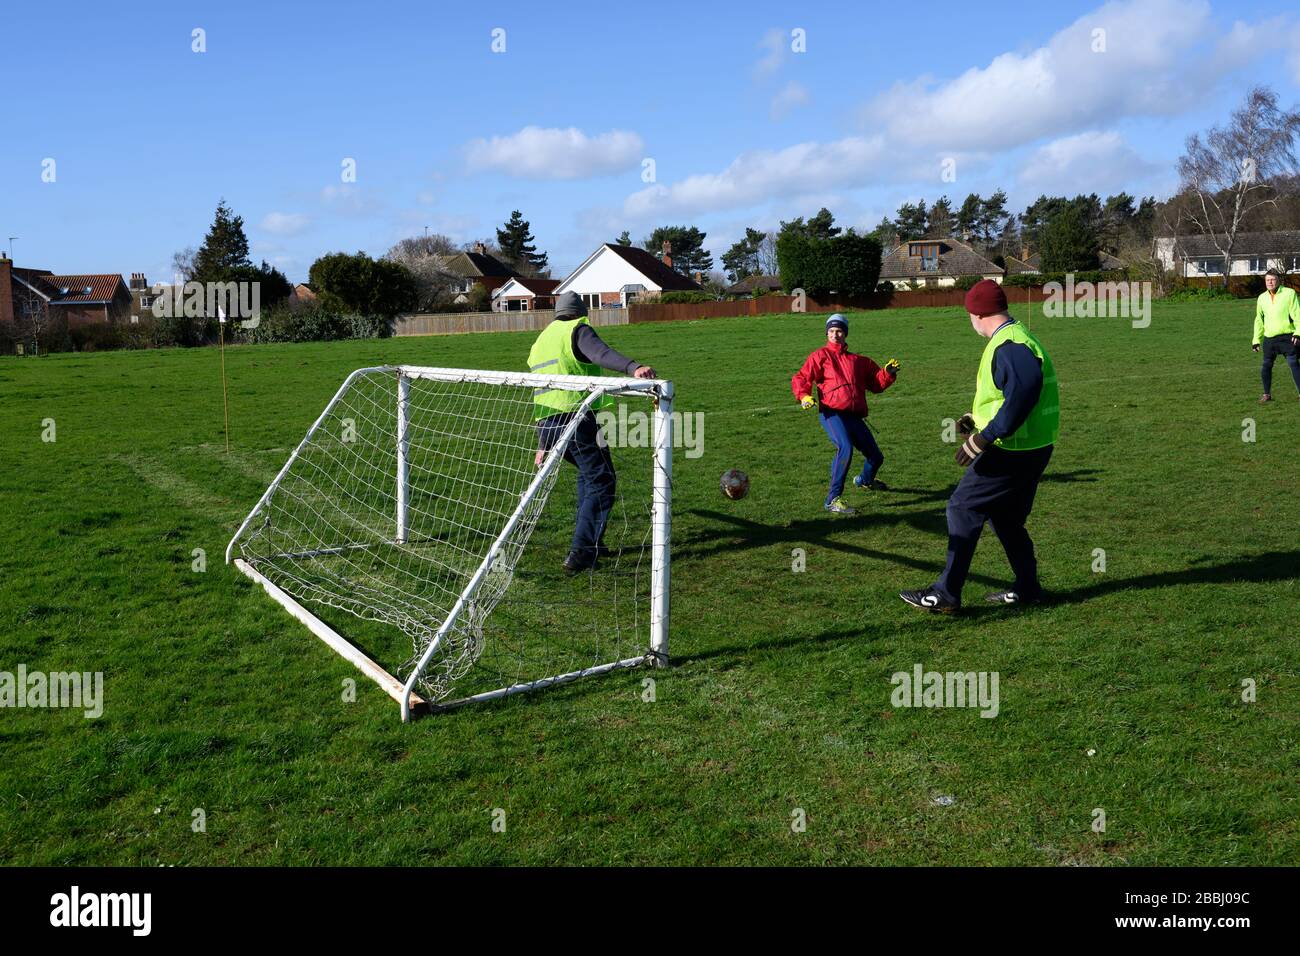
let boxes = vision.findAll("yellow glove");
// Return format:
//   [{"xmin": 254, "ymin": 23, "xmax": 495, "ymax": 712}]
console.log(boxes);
[
  {"xmin": 884, "ymin": 358, "xmax": 900, "ymax": 375},
  {"xmin": 800, "ymin": 395, "xmax": 816, "ymax": 410}
]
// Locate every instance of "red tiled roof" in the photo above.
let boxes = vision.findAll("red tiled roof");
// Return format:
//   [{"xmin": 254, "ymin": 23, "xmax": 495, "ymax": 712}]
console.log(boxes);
[{"xmin": 41, "ymin": 274, "xmax": 128, "ymax": 304}]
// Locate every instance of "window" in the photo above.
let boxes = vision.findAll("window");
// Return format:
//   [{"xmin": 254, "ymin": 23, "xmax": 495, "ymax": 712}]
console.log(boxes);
[
  {"xmin": 581, "ymin": 293, "xmax": 601, "ymax": 311},
  {"xmin": 140, "ymin": 295, "xmax": 154, "ymax": 308},
  {"xmin": 1287, "ymin": 255, "xmax": 1300, "ymax": 273},
  {"xmin": 921, "ymin": 252, "xmax": 939, "ymax": 272},
  {"xmin": 1196, "ymin": 257, "xmax": 1224, "ymax": 275},
  {"xmin": 1249, "ymin": 257, "xmax": 1268, "ymax": 273}
]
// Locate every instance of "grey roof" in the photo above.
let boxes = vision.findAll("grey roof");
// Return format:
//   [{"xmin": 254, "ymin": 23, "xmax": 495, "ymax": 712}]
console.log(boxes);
[
  {"xmin": 879, "ymin": 237, "xmax": 1002, "ymax": 281},
  {"xmin": 1008, "ymin": 251, "xmax": 1123, "ymax": 273},
  {"xmin": 1168, "ymin": 231, "xmax": 1300, "ymax": 259},
  {"xmin": 439, "ymin": 250, "xmax": 514, "ymax": 278}
]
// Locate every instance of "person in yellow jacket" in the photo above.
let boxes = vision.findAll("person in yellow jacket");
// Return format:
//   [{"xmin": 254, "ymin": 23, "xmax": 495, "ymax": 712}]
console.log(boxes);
[
  {"xmin": 528, "ymin": 292, "xmax": 658, "ymax": 573},
  {"xmin": 900, "ymin": 280, "xmax": 1059, "ymax": 613},
  {"xmin": 1252, "ymin": 268, "xmax": 1300, "ymax": 403}
]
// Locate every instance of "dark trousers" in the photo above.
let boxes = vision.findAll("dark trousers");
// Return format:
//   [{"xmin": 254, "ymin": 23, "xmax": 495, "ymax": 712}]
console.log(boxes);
[
  {"xmin": 1261, "ymin": 333, "xmax": 1300, "ymax": 395},
  {"xmin": 819, "ymin": 409, "xmax": 884, "ymax": 504},
  {"xmin": 537, "ymin": 410, "xmax": 615, "ymax": 558},
  {"xmin": 934, "ymin": 444, "xmax": 1053, "ymax": 604}
]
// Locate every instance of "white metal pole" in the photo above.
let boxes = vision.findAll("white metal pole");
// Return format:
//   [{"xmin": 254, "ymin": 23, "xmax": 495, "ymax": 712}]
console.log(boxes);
[
  {"xmin": 396, "ymin": 371, "xmax": 410, "ymax": 543},
  {"xmin": 650, "ymin": 382, "xmax": 673, "ymax": 667}
]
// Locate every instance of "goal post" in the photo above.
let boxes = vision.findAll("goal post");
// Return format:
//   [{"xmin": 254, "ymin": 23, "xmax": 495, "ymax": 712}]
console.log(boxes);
[{"xmin": 226, "ymin": 364, "xmax": 672, "ymax": 720}]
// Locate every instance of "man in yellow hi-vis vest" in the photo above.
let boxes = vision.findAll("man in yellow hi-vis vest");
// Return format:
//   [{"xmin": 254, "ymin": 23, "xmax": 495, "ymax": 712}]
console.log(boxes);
[
  {"xmin": 901, "ymin": 279, "xmax": 1059, "ymax": 613},
  {"xmin": 1252, "ymin": 268, "xmax": 1300, "ymax": 403},
  {"xmin": 528, "ymin": 291, "xmax": 658, "ymax": 574}
]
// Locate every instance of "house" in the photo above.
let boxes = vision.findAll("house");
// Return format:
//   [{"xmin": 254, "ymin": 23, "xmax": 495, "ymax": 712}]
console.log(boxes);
[
  {"xmin": 1004, "ymin": 249, "xmax": 1124, "ymax": 274},
  {"xmin": 878, "ymin": 237, "xmax": 1003, "ymax": 288},
  {"xmin": 288, "ymin": 283, "xmax": 318, "ymax": 309},
  {"xmin": 1154, "ymin": 232, "xmax": 1300, "ymax": 278},
  {"xmin": 725, "ymin": 274, "xmax": 782, "ymax": 296},
  {"xmin": 553, "ymin": 242, "xmax": 703, "ymax": 310},
  {"xmin": 438, "ymin": 242, "xmax": 516, "ymax": 303},
  {"xmin": 128, "ymin": 273, "xmax": 156, "ymax": 322},
  {"xmin": 1, "ymin": 255, "xmax": 131, "ymax": 330},
  {"xmin": 492, "ymin": 276, "xmax": 561, "ymax": 312}
]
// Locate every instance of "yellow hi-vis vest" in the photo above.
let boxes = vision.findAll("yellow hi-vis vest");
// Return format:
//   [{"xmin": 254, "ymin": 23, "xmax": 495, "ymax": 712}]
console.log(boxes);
[
  {"xmin": 527, "ymin": 315, "xmax": 613, "ymax": 420},
  {"xmin": 971, "ymin": 321, "xmax": 1060, "ymax": 450}
]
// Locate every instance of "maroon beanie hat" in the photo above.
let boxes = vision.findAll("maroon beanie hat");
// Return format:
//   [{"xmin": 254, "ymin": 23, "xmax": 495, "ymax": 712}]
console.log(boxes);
[{"xmin": 964, "ymin": 279, "xmax": 1008, "ymax": 317}]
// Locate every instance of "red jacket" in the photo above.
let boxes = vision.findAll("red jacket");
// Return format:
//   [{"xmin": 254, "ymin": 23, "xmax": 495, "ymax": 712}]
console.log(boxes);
[{"xmin": 792, "ymin": 342, "xmax": 895, "ymax": 416}]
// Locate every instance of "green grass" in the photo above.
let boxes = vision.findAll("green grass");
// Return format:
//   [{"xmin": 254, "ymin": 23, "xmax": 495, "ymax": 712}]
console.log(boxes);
[{"xmin": 1, "ymin": 300, "xmax": 1296, "ymax": 865}]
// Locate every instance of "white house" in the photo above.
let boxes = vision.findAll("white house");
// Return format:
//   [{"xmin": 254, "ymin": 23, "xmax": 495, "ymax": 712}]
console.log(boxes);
[
  {"xmin": 491, "ymin": 276, "xmax": 560, "ymax": 312},
  {"xmin": 553, "ymin": 242, "xmax": 702, "ymax": 310},
  {"xmin": 1155, "ymin": 231, "xmax": 1300, "ymax": 278}
]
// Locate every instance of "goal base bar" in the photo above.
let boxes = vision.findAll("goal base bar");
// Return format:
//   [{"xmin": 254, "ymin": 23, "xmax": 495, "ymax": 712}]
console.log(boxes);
[
  {"xmin": 429, "ymin": 655, "xmax": 652, "ymax": 712},
  {"xmin": 232, "ymin": 558, "xmax": 429, "ymax": 717}
]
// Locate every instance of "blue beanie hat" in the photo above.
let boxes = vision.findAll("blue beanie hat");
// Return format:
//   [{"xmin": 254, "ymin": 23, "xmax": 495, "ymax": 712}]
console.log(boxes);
[{"xmin": 826, "ymin": 313, "xmax": 848, "ymax": 332}]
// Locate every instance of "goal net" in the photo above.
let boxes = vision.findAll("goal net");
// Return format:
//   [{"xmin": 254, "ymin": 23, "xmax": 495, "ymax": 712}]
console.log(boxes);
[{"xmin": 225, "ymin": 365, "xmax": 672, "ymax": 720}]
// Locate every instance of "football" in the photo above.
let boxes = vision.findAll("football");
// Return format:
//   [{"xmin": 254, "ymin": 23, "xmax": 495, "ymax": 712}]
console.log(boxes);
[{"xmin": 720, "ymin": 468, "xmax": 749, "ymax": 500}]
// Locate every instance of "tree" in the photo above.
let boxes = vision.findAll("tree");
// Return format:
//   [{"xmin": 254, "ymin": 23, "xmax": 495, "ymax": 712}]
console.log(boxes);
[
  {"xmin": 779, "ymin": 207, "xmax": 841, "ymax": 241},
  {"xmin": 776, "ymin": 231, "xmax": 881, "ymax": 298},
  {"xmin": 956, "ymin": 194, "xmax": 983, "ymax": 239},
  {"xmin": 644, "ymin": 225, "xmax": 713, "ymax": 275},
  {"xmin": 1039, "ymin": 206, "xmax": 1101, "ymax": 272},
  {"xmin": 496, "ymin": 210, "xmax": 549, "ymax": 275},
  {"xmin": 308, "ymin": 251, "xmax": 418, "ymax": 317},
  {"xmin": 1177, "ymin": 85, "xmax": 1300, "ymax": 285},
  {"xmin": 721, "ymin": 227, "xmax": 772, "ymax": 282},
  {"xmin": 170, "ymin": 246, "xmax": 197, "ymax": 282},
  {"xmin": 928, "ymin": 196, "xmax": 954, "ymax": 238},
  {"xmin": 978, "ymin": 190, "xmax": 1010, "ymax": 244},
  {"xmin": 867, "ymin": 216, "xmax": 899, "ymax": 249},
  {"xmin": 385, "ymin": 234, "xmax": 461, "ymax": 310},
  {"xmin": 192, "ymin": 200, "xmax": 251, "ymax": 283},
  {"xmin": 616, "ymin": 230, "xmax": 632, "ymax": 246},
  {"xmin": 894, "ymin": 200, "xmax": 929, "ymax": 241}
]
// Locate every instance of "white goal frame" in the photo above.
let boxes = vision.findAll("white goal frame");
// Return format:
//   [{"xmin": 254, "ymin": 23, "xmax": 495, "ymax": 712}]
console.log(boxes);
[{"xmin": 225, "ymin": 364, "xmax": 672, "ymax": 721}]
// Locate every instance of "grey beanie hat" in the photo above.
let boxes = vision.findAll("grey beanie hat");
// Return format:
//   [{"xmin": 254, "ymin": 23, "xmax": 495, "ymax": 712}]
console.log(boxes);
[{"xmin": 555, "ymin": 291, "xmax": 588, "ymax": 319}]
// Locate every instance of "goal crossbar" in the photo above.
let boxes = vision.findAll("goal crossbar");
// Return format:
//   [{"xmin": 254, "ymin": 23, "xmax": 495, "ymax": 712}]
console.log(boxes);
[{"xmin": 225, "ymin": 364, "xmax": 673, "ymax": 720}]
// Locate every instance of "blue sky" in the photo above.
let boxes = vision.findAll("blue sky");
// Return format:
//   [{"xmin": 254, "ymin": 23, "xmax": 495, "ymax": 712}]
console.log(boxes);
[{"xmin": 2, "ymin": 0, "xmax": 1298, "ymax": 284}]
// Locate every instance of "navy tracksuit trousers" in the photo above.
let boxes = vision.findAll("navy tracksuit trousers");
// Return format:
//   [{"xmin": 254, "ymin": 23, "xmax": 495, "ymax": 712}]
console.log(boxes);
[{"xmin": 934, "ymin": 444, "xmax": 1053, "ymax": 604}]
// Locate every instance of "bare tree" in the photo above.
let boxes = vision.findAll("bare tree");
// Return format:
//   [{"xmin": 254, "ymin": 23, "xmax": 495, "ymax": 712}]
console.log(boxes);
[
  {"xmin": 384, "ymin": 233, "xmax": 461, "ymax": 311},
  {"xmin": 1177, "ymin": 86, "xmax": 1300, "ymax": 285},
  {"xmin": 755, "ymin": 231, "xmax": 779, "ymax": 276},
  {"xmin": 13, "ymin": 281, "xmax": 52, "ymax": 353},
  {"xmin": 171, "ymin": 246, "xmax": 198, "ymax": 282}
]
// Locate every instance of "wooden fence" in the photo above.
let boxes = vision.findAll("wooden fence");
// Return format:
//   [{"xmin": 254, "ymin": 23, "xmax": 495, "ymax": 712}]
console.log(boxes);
[{"xmin": 391, "ymin": 308, "xmax": 628, "ymax": 337}]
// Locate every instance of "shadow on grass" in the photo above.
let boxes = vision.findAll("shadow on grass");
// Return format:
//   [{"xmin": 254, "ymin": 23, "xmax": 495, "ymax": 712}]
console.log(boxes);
[{"xmin": 1048, "ymin": 550, "xmax": 1300, "ymax": 605}]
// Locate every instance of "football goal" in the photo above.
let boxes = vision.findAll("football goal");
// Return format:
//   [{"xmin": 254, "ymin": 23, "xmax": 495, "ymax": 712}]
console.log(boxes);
[{"xmin": 226, "ymin": 365, "xmax": 672, "ymax": 720}]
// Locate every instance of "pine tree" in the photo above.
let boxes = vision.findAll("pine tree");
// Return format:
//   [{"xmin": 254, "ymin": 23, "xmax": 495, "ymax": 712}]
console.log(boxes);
[
  {"xmin": 495, "ymin": 210, "xmax": 549, "ymax": 275},
  {"xmin": 192, "ymin": 200, "xmax": 252, "ymax": 283},
  {"xmin": 616, "ymin": 230, "xmax": 632, "ymax": 246}
]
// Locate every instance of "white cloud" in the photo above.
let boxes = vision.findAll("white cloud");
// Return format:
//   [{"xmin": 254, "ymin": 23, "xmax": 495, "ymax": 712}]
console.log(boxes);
[
  {"xmin": 1018, "ymin": 130, "xmax": 1161, "ymax": 195},
  {"xmin": 771, "ymin": 81, "xmax": 810, "ymax": 120},
  {"xmin": 464, "ymin": 126, "xmax": 644, "ymax": 179},
  {"xmin": 260, "ymin": 212, "xmax": 310, "ymax": 236},
  {"xmin": 622, "ymin": 136, "xmax": 887, "ymax": 219},
  {"xmin": 320, "ymin": 184, "xmax": 384, "ymax": 217},
  {"xmin": 754, "ymin": 28, "xmax": 787, "ymax": 79},
  {"xmin": 864, "ymin": 0, "xmax": 1217, "ymax": 151}
]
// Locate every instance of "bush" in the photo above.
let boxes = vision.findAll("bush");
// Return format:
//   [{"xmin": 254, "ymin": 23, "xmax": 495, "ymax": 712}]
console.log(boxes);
[
  {"xmin": 876, "ymin": 280, "xmax": 895, "ymax": 293},
  {"xmin": 1162, "ymin": 285, "xmax": 1238, "ymax": 302},
  {"xmin": 1003, "ymin": 269, "xmax": 1133, "ymax": 289},
  {"xmin": 777, "ymin": 232, "xmax": 881, "ymax": 298},
  {"xmin": 953, "ymin": 275, "xmax": 981, "ymax": 291},
  {"xmin": 69, "ymin": 322, "xmax": 124, "ymax": 352},
  {"xmin": 152, "ymin": 313, "xmax": 204, "ymax": 348},
  {"xmin": 240, "ymin": 304, "xmax": 390, "ymax": 343},
  {"xmin": 656, "ymin": 291, "xmax": 714, "ymax": 304}
]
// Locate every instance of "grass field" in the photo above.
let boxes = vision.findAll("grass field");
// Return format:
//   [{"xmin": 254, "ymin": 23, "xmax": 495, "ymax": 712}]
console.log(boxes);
[{"xmin": 1, "ymin": 299, "xmax": 1296, "ymax": 866}]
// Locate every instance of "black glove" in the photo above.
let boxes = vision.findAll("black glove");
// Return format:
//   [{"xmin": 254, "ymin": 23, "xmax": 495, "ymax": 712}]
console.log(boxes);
[
  {"xmin": 955, "ymin": 431, "xmax": 990, "ymax": 467},
  {"xmin": 1252, "ymin": 343, "xmax": 1261, "ymax": 353},
  {"xmin": 956, "ymin": 413, "xmax": 976, "ymax": 437}
]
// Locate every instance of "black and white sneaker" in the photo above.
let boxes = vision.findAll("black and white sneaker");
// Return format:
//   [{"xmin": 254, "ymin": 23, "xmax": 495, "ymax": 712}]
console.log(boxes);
[
  {"xmin": 899, "ymin": 587, "xmax": 959, "ymax": 614},
  {"xmin": 984, "ymin": 589, "xmax": 1044, "ymax": 606}
]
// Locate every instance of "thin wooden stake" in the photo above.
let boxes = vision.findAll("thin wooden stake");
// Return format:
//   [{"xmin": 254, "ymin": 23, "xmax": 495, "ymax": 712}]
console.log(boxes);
[{"xmin": 219, "ymin": 316, "xmax": 231, "ymax": 453}]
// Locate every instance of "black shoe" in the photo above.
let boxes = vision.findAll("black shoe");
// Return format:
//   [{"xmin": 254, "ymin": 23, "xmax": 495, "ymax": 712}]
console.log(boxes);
[
  {"xmin": 562, "ymin": 550, "xmax": 599, "ymax": 574},
  {"xmin": 984, "ymin": 589, "xmax": 1045, "ymax": 606},
  {"xmin": 899, "ymin": 587, "xmax": 959, "ymax": 614}
]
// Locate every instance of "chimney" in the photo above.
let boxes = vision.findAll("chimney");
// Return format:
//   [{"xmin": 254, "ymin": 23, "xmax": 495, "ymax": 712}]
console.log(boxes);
[
  {"xmin": 473, "ymin": 241, "xmax": 487, "ymax": 256},
  {"xmin": 661, "ymin": 240, "xmax": 672, "ymax": 269},
  {"xmin": 1021, "ymin": 246, "xmax": 1030, "ymax": 261},
  {"xmin": 0, "ymin": 254, "xmax": 13, "ymax": 327},
  {"xmin": 130, "ymin": 272, "xmax": 147, "ymax": 291}
]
